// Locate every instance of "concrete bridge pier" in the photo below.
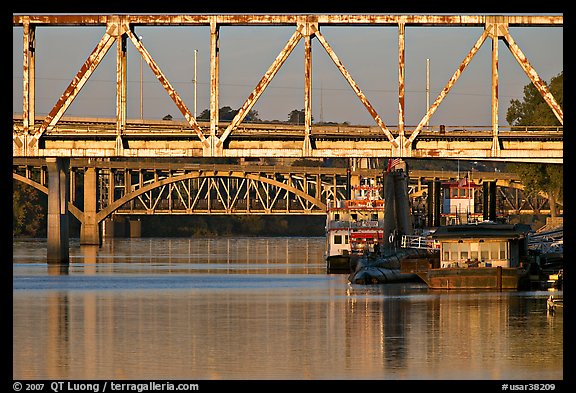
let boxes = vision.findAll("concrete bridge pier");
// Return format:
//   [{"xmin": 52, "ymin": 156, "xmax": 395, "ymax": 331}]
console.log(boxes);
[
  {"xmin": 46, "ymin": 157, "xmax": 70, "ymax": 264},
  {"xmin": 80, "ymin": 166, "xmax": 100, "ymax": 245}
]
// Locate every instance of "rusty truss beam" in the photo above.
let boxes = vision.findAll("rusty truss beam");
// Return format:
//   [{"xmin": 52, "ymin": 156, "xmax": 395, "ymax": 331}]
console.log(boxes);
[{"xmin": 13, "ymin": 14, "xmax": 562, "ymax": 159}]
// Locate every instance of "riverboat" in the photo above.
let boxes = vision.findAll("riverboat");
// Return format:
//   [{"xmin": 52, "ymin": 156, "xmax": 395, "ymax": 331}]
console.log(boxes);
[
  {"xmin": 325, "ymin": 177, "xmax": 385, "ymax": 273},
  {"xmin": 400, "ymin": 222, "xmax": 533, "ymax": 290}
]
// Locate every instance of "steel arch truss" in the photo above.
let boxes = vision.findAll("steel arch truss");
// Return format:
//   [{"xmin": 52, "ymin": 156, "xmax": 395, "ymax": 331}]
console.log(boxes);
[{"xmin": 96, "ymin": 169, "xmax": 349, "ymax": 220}]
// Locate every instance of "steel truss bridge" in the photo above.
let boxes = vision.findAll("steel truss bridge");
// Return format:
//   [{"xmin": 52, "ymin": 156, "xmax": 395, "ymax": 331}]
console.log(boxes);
[
  {"xmin": 13, "ymin": 157, "xmax": 558, "ymax": 221},
  {"xmin": 13, "ymin": 14, "xmax": 562, "ymax": 161}
]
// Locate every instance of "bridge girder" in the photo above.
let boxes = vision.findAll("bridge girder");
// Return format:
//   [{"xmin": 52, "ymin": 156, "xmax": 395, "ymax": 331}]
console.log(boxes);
[
  {"xmin": 13, "ymin": 14, "xmax": 562, "ymax": 159},
  {"xmin": 13, "ymin": 160, "xmax": 560, "ymax": 223}
]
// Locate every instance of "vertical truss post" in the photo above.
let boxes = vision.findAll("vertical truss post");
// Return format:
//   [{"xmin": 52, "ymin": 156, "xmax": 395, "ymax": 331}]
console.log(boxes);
[
  {"xmin": 208, "ymin": 16, "xmax": 221, "ymax": 156},
  {"xmin": 303, "ymin": 18, "xmax": 315, "ymax": 156},
  {"xmin": 489, "ymin": 21, "xmax": 502, "ymax": 157},
  {"xmin": 396, "ymin": 21, "xmax": 406, "ymax": 157},
  {"xmin": 116, "ymin": 26, "xmax": 128, "ymax": 154},
  {"xmin": 22, "ymin": 20, "xmax": 36, "ymax": 145}
]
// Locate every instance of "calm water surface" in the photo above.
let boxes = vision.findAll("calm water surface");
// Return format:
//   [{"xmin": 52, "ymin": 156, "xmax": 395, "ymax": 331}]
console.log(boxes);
[{"xmin": 13, "ymin": 237, "xmax": 563, "ymax": 380}]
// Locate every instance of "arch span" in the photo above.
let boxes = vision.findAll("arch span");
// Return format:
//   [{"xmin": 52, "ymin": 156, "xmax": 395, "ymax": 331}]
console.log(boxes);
[{"xmin": 96, "ymin": 171, "xmax": 327, "ymax": 224}]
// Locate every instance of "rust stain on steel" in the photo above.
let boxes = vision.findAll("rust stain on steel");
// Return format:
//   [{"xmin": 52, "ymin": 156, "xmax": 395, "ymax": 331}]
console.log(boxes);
[
  {"xmin": 216, "ymin": 14, "xmax": 299, "ymax": 25},
  {"xmin": 125, "ymin": 29, "xmax": 209, "ymax": 147},
  {"xmin": 13, "ymin": 15, "xmax": 108, "ymax": 25},
  {"xmin": 31, "ymin": 29, "xmax": 117, "ymax": 148},
  {"xmin": 500, "ymin": 26, "xmax": 563, "ymax": 125},
  {"xmin": 311, "ymin": 25, "xmax": 398, "ymax": 148},
  {"xmin": 304, "ymin": 28, "xmax": 313, "ymax": 143},
  {"xmin": 406, "ymin": 28, "xmax": 490, "ymax": 148},
  {"xmin": 491, "ymin": 24, "xmax": 499, "ymax": 137},
  {"xmin": 22, "ymin": 21, "xmax": 34, "ymax": 133},
  {"xmin": 116, "ymin": 33, "xmax": 127, "ymax": 137},
  {"xmin": 210, "ymin": 17, "xmax": 220, "ymax": 141},
  {"xmin": 13, "ymin": 14, "xmax": 562, "ymax": 27},
  {"xmin": 126, "ymin": 15, "xmax": 212, "ymax": 25},
  {"xmin": 217, "ymin": 24, "xmax": 304, "ymax": 147},
  {"xmin": 398, "ymin": 23, "xmax": 405, "ymax": 136}
]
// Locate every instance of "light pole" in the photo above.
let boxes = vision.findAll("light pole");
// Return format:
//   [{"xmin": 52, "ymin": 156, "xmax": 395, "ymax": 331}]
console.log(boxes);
[
  {"xmin": 426, "ymin": 58, "xmax": 430, "ymax": 129},
  {"xmin": 193, "ymin": 49, "xmax": 197, "ymax": 118},
  {"xmin": 139, "ymin": 36, "xmax": 143, "ymax": 120}
]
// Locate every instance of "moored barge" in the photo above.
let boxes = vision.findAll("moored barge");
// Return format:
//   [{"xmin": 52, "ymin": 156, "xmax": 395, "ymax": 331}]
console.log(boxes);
[{"xmin": 400, "ymin": 222, "xmax": 533, "ymax": 290}]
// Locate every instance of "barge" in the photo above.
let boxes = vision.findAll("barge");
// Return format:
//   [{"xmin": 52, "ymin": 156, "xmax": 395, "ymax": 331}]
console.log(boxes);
[{"xmin": 400, "ymin": 222, "xmax": 533, "ymax": 290}]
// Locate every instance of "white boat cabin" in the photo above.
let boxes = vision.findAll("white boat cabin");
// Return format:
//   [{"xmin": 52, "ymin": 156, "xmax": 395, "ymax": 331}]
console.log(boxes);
[
  {"xmin": 441, "ymin": 177, "xmax": 483, "ymax": 225},
  {"xmin": 430, "ymin": 222, "xmax": 531, "ymax": 269}
]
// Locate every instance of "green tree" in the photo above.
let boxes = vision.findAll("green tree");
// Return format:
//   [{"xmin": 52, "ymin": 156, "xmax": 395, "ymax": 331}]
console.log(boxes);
[
  {"xmin": 288, "ymin": 109, "xmax": 312, "ymax": 124},
  {"xmin": 13, "ymin": 181, "xmax": 47, "ymax": 237},
  {"xmin": 506, "ymin": 71, "xmax": 562, "ymax": 127},
  {"xmin": 508, "ymin": 163, "xmax": 563, "ymax": 217},
  {"xmin": 505, "ymin": 72, "xmax": 563, "ymax": 218},
  {"xmin": 197, "ymin": 106, "xmax": 261, "ymax": 122}
]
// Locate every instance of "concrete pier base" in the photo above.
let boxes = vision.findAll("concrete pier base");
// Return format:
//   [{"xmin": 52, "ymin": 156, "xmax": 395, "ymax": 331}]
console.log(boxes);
[
  {"xmin": 46, "ymin": 157, "xmax": 70, "ymax": 264},
  {"xmin": 80, "ymin": 166, "xmax": 100, "ymax": 245}
]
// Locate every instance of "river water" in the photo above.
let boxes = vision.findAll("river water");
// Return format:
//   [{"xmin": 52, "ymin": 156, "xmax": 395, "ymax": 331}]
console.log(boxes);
[{"xmin": 13, "ymin": 237, "xmax": 563, "ymax": 381}]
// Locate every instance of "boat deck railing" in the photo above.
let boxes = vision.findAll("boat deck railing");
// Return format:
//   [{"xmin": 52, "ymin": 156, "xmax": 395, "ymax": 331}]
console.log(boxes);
[
  {"xmin": 401, "ymin": 235, "xmax": 439, "ymax": 250},
  {"xmin": 327, "ymin": 220, "xmax": 382, "ymax": 229},
  {"xmin": 528, "ymin": 227, "xmax": 563, "ymax": 254}
]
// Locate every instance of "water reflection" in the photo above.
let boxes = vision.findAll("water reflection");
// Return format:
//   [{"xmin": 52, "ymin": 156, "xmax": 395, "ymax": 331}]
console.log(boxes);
[
  {"xmin": 71, "ymin": 238, "xmax": 325, "ymax": 274},
  {"xmin": 344, "ymin": 285, "xmax": 563, "ymax": 380},
  {"xmin": 47, "ymin": 264, "xmax": 69, "ymax": 276},
  {"xmin": 13, "ymin": 238, "xmax": 562, "ymax": 380}
]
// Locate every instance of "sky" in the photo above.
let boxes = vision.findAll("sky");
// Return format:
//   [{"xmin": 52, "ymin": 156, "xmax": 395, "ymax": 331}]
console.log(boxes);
[{"xmin": 12, "ymin": 12, "xmax": 563, "ymax": 127}]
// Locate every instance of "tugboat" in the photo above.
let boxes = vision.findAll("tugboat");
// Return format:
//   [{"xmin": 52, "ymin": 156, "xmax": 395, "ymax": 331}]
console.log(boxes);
[
  {"xmin": 325, "ymin": 177, "xmax": 385, "ymax": 273},
  {"xmin": 340, "ymin": 159, "xmax": 432, "ymax": 284}
]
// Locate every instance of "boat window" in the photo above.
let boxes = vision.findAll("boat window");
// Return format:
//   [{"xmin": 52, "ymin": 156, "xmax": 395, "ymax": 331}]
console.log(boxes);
[
  {"xmin": 490, "ymin": 242, "xmax": 500, "ymax": 259},
  {"xmin": 334, "ymin": 235, "xmax": 342, "ymax": 245},
  {"xmin": 334, "ymin": 213, "xmax": 340, "ymax": 221},
  {"xmin": 351, "ymin": 214, "xmax": 357, "ymax": 221},
  {"xmin": 345, "ymin": 235, "xmax": 349, "ymax": 244},
  {"xmin": 442, "ymin": 242, "xmax": 457, "ymax": 261},
  {"xmin": 371, "ymin": 213, "xmax": 378, "ymax": 221}
]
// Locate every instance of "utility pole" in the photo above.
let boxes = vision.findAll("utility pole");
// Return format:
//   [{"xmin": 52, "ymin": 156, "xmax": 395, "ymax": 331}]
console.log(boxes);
[
  {"xmin": 140, "ymin": 36, "xmax": 143, "ymax": 120},
  {"xmin": 426, "ymin": 58, "xmax": 430, "ymax": 129},
  {"xmin": 194, "ymin": 49, "xmax": 198, "ymax": 118}
]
